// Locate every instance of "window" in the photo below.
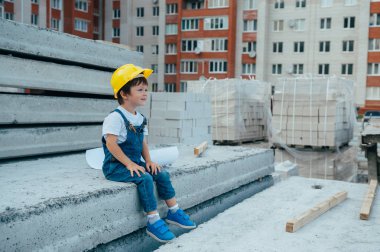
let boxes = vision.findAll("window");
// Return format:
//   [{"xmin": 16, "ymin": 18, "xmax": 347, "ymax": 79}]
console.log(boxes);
[
  {"xmin": 209, "ymin": 60, "xmax": 227, "ymax": 73},
  {"xmin": 166, "ymin": 4, "xmax": 178, "ymax": 14},
  {"xmin": 166, "ymin": 24, "xmax": 178, "ymax": 35},
  {"xmin": 296, "ymin": 0, "xmax": 306, "ymax": 8},
  {"xmin": 243, "ymin": 20, "xmax": 257, "ymax": 32},
  {"xmin": 294, "ymin": 19, "xmax": 305, "ymax": 31},
  {"xmin": 344, "ymin": 0, "xmax": 357, "ymax": 6},
  {"xmin": 321, "ymin": 0, "xmax": 333, "ymax": 7},
  {"xmin": 136, "ymin": 26, "xmax": 144, "ymax": 36},
  {"xmin": 152, "ymin": 45, "xmax": 159, "ymax": 55},
  {"xmin": 182, "ymin": 39, "xmax": 198, "ymax": 52},
  {"xmin": 273, "ymin": 42, "xmax": 283, "ymax": 53},
  {"xmin": 293, "ymin": 64, "xmax": 304, "ymax": 74},
  {"xmin": 181, "ymin": 18, "xmax": 199, "ymax": 31},
  {"xmin": 51, "ymin": 0, "xmax": 61, "ymax": 9},
  {"xmin": 341, "ymin": 64, "xmax": 353, "ymax": 75},
  {"xmin": 318, "ymin": 64, "xmax": 329, "ymax": 75},
  {"xmin": 166, "ymin": 43, "xmax": 177, "ymax": 54},
  {"xmin": 273, "ymin": 20, "xmax": 284, "ymax": 32},
  {"xmin": 242, "ymin": 64, "xmax": 256, "ymax": 74},
  {"xmin": 370, "ymin": 13, "xmax": 380, "ymax": 27},
  {"xmin": 165, "ymin": 83, "xmax": 176, "ymax": 92},
  {"xmin": 272, "ymin": 64, "xmax": 282, "ymax": 75},
  {"xmin": 165, "ymin": 64, "xmax": 176, "ymax": 74},
  {"xmin": 208, "ymin": 0, "xmax": 229, "ymax": 8},
  {"xmin": 153, "ymin": 6, "xmax": 159, "ymax": 16},
  {"xmin": 274, "ymin": 0, "xmax": 284, "ymax": 9},
  {"xmin": 31, "ymin": 14, "xmax": 38, "ymax": 26},
  {"xmin": 342, "ymin": 40, "xmax": 354, "ymax": 52},
  {"xmin": 294, "ymin": 41, "xmax": 304, "ymax": 53},
  {"xmin": 113, "ymin": 9, "xmax": 120, "ymax": 19},
  {"xmin": 153, "ymin": 25, "xmax": 159, "ymax": 35},
  {"xmin": 368, "ymin": 63, "xmax": 380, "ymax": 75},
  {"xmin": 185, "ymin": 1, "xmax": 204, "ymax": 9},
  {"xmin": 242, "ymin": 41, "xmax": 256, "ymax": 53},
  {"xmin": 369, "ymin": 39, "xmax": 380, "ymax": 51},
  {"xmin": 136, "ymin": 45, "xmax": 143, "ymax": 53},
  {"xmin": 244, "ymin": 0, "xmax": 257, "ymax": 10},
  {"xmin": 31, "ymin": 0, "xmax": 38, "ymax": 3},
  {"xmin": 5, "ymin": 12, "xmax": 14, "ymax": 20},
  {"xmin": 51, "ymin": 18, "xmax": 60, "ymax": 30},
  {"xmin": 204, "ymin": 16, "xmax": 228, "ymax": 30},
  {"xmin": 151, "ymin": 64, "xmax": 158, "ymax": 74},
  {"xmin": 74, "ymin": 19, "xmax": 88, "ymax": 32},
  {"xmin": 137, "ymin": 7, "xmax": 144, "ymax": 17},
  {"xmin": 180, "ymin": 61, "xmax": 198, "ymax": 73},
  {"xmin": 180, "ymin": 82, "xmax": 187, "ymax": 92},
  {"xmin": 113, "ymin": 27, "xmax": 120, "ymax": 38},
  {"xmin": 152, "ymin": 83, "xmax": 158, "ymax": 92},
  {"xmin": 75, "ymin": 0, "xmax": 87, "ymax": 12},
  {"xmin": 344, "ymin": 17, "xmax": 355, "ymax": 28},
  {"xmin": 366, "ymin": 87, "xmax": 380, "ymax": 100},
  {"xmin": 211, "ymin": 38, "xmax": 228, "ymax": 51},
  {"xmin": 320, "ymin": 18, "xmax": 331, "ymax": 29},
  {"xmin": 319, "ymin": 41, "xmax": 330, "ymax": 52}
]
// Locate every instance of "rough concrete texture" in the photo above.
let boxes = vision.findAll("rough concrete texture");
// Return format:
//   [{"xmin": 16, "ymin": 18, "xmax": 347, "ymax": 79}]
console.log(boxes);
[
  {"xmin": 158, "ymin": 176, "xmax": 380, "ymax": 252},
  {"xmin": 0, "ymin": 19, "xmax": 142, "ymax": 69},
  {"xmin": 0, "ymin": 55, "xmax": 113, "ymax": 95},
  {"xmin": 0, "ymin": 125, "xmax": 102, "ymax": 159},
  {"xmin": 0, "ymin": 93, "xmax": 115, "ymax": 124},
  {"xmin": 0, "ymin": 145, "xmax": 274, "ymax": 251}
]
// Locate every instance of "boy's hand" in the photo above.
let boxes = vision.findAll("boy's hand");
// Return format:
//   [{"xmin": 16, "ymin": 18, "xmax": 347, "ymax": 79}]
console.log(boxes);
[
  {"xmin": 146, "ymin": 161, "xmax": 161, "ymax": 175},
  {"xmin": 126, "ymin": 162, "xmax": 146, "ymax": 177}
]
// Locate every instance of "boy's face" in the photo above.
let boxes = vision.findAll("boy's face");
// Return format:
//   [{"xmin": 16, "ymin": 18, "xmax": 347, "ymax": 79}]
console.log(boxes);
[{"xmin": 125, "ymin": 82, "xmax": 148, "ymax": 107}]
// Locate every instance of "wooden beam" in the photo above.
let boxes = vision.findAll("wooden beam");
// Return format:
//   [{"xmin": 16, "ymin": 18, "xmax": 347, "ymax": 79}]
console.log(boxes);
[
  {"xmin": 360, "ymin": 179, "xmax": 378, "ymax": 220},
  {"xmin": 286, "ymin": 191, "xmax": 348, "ymax": 233},
  {"xmin": 194, "ymin": 141, "xmax": 208, "ymax": 157}
]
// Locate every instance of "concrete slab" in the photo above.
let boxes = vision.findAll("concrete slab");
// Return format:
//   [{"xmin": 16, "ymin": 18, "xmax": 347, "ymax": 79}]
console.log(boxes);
[
  {"xmin": 157, "ymin": 176, "xmax": 380, "ymax": 252},
  {"xmin": 0, "ymin": 145, "xmax": 274, "ymax": 251}
]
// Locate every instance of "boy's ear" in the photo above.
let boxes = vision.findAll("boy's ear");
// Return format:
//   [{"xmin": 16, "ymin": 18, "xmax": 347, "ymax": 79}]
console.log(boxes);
[{"xmin": 120, "ymin": 90, "xmax": 128, "ymax": 100}]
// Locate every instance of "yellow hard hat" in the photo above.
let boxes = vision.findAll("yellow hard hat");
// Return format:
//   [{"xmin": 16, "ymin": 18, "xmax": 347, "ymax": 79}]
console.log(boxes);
[{"xmin": 110, "ymin": 64, "xmax": 153, "ymax": 98}]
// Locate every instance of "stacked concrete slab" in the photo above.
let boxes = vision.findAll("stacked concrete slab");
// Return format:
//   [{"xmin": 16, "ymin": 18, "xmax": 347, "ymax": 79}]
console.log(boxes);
[
  {"xmin": 147, "ymin": 92, "xmax": 212, "ymax": 145},
  {"xmin": 188, "ymin": 79, "xmax": 269, "ymax": 143},
  {"xmin": 272, "ymin": 77, "xmax": 355, "ymax": 147}
]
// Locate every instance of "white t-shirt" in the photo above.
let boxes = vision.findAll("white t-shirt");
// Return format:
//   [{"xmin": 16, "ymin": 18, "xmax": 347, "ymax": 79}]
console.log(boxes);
[{"xmin": 102, "ymin": 106, "xmax": 148, "ymax": 144}]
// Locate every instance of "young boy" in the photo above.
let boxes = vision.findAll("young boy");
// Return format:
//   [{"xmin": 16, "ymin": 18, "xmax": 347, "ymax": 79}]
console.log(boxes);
[{"xmin": 102, "ymin": 64, "xmax": 196, "ymax": 243}]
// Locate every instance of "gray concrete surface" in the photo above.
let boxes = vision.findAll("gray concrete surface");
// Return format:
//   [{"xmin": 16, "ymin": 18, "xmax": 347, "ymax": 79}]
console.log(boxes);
[
  {"xmin": 0, "ymin": 19, "xmax": 142, "ymax": 69},
  {"xmin": 0, "ymin": 145, "xmax": 274, "ymax": 251},
  {"xmin": 158, "ymin": 176, "xmax": 380, "ymax": 252}
]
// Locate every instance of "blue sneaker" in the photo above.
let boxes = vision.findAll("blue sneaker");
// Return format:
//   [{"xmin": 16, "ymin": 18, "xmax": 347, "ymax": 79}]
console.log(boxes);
[
  {"xmin": 146, "ymin": 219, "xmax": 175, "ymax": 243},
  {"xmin": 166, "ymin": 209, "xmax": 196, "ymax": 229}
]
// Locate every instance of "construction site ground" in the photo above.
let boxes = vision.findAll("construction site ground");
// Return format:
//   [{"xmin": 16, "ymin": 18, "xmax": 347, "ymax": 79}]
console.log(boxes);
[{"xmin": 157, "ymin": 176, "xmax": 380, "ymax": 252}]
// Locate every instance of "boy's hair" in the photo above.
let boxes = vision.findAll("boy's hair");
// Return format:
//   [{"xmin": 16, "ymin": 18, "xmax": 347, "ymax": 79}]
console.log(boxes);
[{"xmin": 117, "ymin": 76, "xmax": 148, "ymax": 105}]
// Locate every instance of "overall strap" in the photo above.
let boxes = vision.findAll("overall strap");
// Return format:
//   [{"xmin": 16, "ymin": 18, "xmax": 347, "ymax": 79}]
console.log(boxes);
[{"xmin": 114, "ymin": 109, "xmax": 131, "ymax": 127}]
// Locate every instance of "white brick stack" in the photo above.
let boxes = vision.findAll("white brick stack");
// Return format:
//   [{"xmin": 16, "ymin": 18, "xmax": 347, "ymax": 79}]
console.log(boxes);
[
  {"xmin": 271, "ymin": 77, "xmax": 355, "ymax": 147},
  {"xmin": 188, "ymin": 79, "xmax": 269, "ymax": 143},
  {"xmin": 147, "ymin": 92, "xmax": 212, "ymax": 145}
]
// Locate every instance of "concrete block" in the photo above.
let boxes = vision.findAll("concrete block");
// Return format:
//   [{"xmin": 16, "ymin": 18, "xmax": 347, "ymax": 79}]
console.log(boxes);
[{"xmin": 275, "ymin": 161, "xmax": 299, "ymax": 179}]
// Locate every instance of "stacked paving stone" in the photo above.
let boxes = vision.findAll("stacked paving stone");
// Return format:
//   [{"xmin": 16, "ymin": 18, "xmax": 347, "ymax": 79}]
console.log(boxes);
[
  {"xmin": 188, "ymin": 79, "xmax": 269, "ymax": 143},
  {"xmin": 147, "ymin": 92, "xmax": 212, "ymax": 144},
  {"xmin": 272, "ymin": 77, "xmax": 354, "ymax": 147}
]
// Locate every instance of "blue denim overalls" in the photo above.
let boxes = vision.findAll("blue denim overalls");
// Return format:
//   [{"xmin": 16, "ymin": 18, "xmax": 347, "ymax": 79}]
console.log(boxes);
[{"xmin": 102, "ymin": 109, "xmax": 175, "ymax": 213}]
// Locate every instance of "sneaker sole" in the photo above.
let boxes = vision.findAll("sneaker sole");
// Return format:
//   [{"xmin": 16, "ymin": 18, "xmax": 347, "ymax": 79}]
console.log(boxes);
[
  {"xmin": 146, "ymin": 229, "xmax": 174, "ymax": 243},
  {"xmin": 166, "ymin": 219, "xmax": 196, "ymax": 229}
]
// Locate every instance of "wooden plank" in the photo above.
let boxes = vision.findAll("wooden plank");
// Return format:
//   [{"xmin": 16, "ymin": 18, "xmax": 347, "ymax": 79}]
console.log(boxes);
[
  {"xmin": 286, "ymin": 191, "xmax": 348, "ymax": 233},
  {"xmin": 0, "ymin": 126, "xmax": 102, "ymax": 159},
  {"xmin": 194, "ymin": 141, "xmax": 208, "ymax": 157},
  {"xmin": 360, "ymin": 179, "xmax": 378, "ymax": 220},
  {"xmin": 0, "ymin": 94, "xmax": 116, "ymax": 124},
  {"xmin": 0, "ymin": 55, "xmax": 112, "ymax": 95}
]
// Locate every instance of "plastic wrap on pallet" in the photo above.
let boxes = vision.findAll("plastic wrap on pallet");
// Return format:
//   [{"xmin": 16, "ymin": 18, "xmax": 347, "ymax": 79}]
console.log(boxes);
[
  {"xmin": 270, "ymin": 76, "xmax": 355, "ymax": 149},
  {"xmin": 187, "ymin": 78, "xmax": 271, "ymax": 143}
]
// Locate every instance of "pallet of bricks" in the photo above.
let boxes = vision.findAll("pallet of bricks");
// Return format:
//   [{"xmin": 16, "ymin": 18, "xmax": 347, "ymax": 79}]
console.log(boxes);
[
  {"xmin": 187, "ymin": 79, "xmax": 270, "ymax": 144},
  {"xmin": 271, "ymin": 76, "xmax": 355, "ymax": 148},
  {"xmin": 147, "ymin": 92, "xmax": 212, "ymax": 145}
]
